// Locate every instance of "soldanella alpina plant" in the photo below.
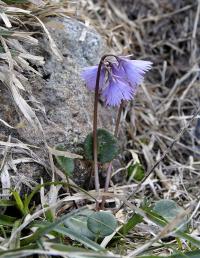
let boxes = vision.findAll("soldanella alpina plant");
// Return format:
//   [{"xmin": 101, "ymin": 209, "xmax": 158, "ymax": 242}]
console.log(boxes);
[{"xmin": 81, "ymin": 54, "xmax": 152, "ymax": 209}]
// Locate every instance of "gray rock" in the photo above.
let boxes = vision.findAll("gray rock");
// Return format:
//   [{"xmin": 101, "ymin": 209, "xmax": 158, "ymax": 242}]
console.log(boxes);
[
  {"xmin": 19, "ymin": 17, "xmax": 113, "ymax": 148},
  {"xmin": 0, "ymin": 17, "xmax": 117, "ymax": 189}
]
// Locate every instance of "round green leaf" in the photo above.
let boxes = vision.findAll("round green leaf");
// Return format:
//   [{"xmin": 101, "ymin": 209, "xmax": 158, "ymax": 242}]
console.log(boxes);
[
  {"xmin": 64, "ymin": 209, "xmax": 95, "ymax": 240},
  {"xmin": 153, "ymin": 199, "xmax": 187, "ymax": 231},
  {"xmin": 84, "ymin": 129, "xmax": 119, "ymax": 163},
  {"xmin": 54, "ymin": 145, "xmax": 74, "ymax": 176},
  {"xmin": 87, "ymin": 211, "xmax": 117, "ymax": 237}
]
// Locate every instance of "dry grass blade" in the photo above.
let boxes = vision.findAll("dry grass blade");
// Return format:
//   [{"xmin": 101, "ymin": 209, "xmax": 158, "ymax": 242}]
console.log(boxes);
[
  {"xmin": 48, "ymin": 146, "xmax": 83, "ymax": 160},
  {"xmin": 3, "ymin": 7, "xmax": 31, "ymax": 14},
  {"xmin": 0, "ymin": 136, "xmax": 11, "ymax": 200},
  {"xmin": 0, "ymin": 12, "xmax": 12, "ymax": 28},
  {"xmin": 10, "ymin": 84, "xmax": 39, "ymax": 128},
  {"xmin": 0, "ymin": 119, "xmax": 15, "ymax": 129},
  {"xmin": 0, "ymin": 140, "xmax": 39, "ymax": 150},
  {"xmin": 0, "ymin": 34, "xmax": 40, "ymax": 128},
  {"xmin": 1, "ymin": 164, "xmax": 11, "ymax": 199},
  {"xmin": 0, "ymin": 1, "xmax": 64, "ymax": 133},
  {"xmin": 32, "ymin": 14, "xmax": 63, "ymax": 61}
]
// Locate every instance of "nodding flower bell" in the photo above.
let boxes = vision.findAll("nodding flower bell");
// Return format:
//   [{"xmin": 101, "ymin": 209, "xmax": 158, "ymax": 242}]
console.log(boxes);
[{"xmin": 81, "ymin": 56, "xmax": 152, "ymax": 107}]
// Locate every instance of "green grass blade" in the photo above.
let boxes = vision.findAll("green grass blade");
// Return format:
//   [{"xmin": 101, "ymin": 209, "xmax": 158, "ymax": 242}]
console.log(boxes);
[
  {"xmin": 0, "ymin": 243, "xmax": 118, "ymax": 258},
  {"xmin": 0, "ymin": 199, "xmax": 15, "ymax": 207},
  {"xmin": 12, "ymin": 191, "xmax": 25, "ymax": 215},
  {"xmin": 0, "ymin": 215, "xmax": 17, "ymax": 226},
  {"xmin": 20, "ymin": 207, "xmax": 87, "ymax": 246},
  {"xmin": 119, "ymin": 213, "xmax": 143, "ymax": 236}
]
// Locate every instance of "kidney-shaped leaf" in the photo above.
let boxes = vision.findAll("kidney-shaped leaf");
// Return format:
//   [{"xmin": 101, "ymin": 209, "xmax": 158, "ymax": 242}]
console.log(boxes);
[
  {"xmin": 87, "ymin": 211, "xmax": 117, "ymax": 237},
  {"xmin": 84, "ymin": 129, "xmax": 119, "ymax": 163},
  {"xmin": 54, "ymin": 145, "xmax": 74, "ymax": 176},
  {"xmin": 153, "ymin": 199, "xmax": 187, "ymax": 231}
]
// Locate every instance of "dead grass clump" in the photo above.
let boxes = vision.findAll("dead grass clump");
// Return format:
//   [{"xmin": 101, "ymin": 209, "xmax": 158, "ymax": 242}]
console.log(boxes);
[
  {"xmin": 78, "ymin": 1, "xmax": 200, "ymax": 255},
  {"xmin": 80, "ymin": 0, "xmax": 200, "ymax": 200}
]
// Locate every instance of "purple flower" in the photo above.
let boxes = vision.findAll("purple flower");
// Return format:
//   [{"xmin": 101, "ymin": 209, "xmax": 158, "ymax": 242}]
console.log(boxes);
[
  {"xmin": 81, "ymin": 56, "xmax": 152, "ymax": 106},
  {"xmin": 81, "ymin": 66, "xmax": 105, "ymax": 91},
  {"xmin": 102, "ymin": 78, "xmax": 133, "ymax": 106}
]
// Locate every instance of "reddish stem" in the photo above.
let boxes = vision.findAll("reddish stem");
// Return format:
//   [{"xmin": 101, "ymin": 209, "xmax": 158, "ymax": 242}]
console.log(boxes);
[
  {"xmin": 93, "ymin": 54, "xmax": 117, "ymax": 210},
  {"xmin": 101, "ymin": 101, "xmax": 124, "ymax": 209}
]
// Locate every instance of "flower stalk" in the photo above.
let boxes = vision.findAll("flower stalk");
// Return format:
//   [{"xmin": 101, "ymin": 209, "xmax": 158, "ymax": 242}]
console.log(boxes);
[
  {"xmin": 101, "ymin": 102, "xmax": 124, "ymax": 209},
  {"xmin": 93, "ymin": 55, "xmax": 109, "ymax": 209}
]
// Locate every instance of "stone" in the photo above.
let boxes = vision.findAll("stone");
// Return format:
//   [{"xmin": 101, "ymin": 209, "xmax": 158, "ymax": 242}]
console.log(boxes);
[
  {"xmin": 0, "ymin": 17, "xmax": 116, "ymax": 189},
  {"xmin": 19, "ymin": 17, "xmax": 112, "ymax": 148}
]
